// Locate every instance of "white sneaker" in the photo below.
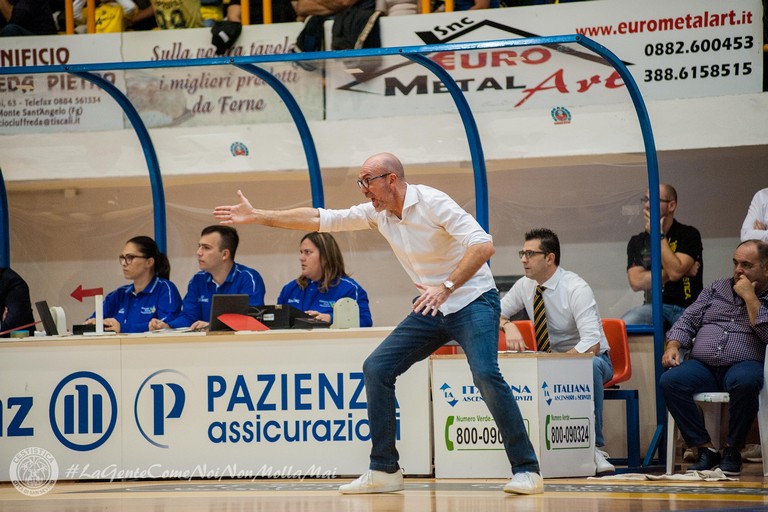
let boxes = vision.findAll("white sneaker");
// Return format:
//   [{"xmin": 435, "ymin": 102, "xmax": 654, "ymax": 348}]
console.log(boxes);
[
  {"xmin": 503, "ymin": 472, "xmax": 543, "ymax": 495},
  {"xmin": 595, "ymin": 448, "xmax": 616, "ymax": 474},
  {"xmin": 338, "ymin": 469, "xmax": 404, "ymax": 494},
  {"xmin": 741, "ymin": 443, "xmax": 763, "ymax": 462}
]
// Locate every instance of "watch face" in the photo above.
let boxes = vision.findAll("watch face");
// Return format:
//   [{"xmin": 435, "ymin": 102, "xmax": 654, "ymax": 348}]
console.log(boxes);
[{"xmin": 444, "ymin": 281, "xmax": 454, "ymax": 291}]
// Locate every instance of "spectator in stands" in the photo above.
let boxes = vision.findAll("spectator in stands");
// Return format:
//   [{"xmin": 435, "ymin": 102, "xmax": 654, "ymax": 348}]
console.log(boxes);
[
  {"xmin": 74, "ymin": 0, "xmax": 137, "ymax": 24},
  {"xmin": 500, "ymin": 228, "xmax": 615, "ymax": 475},
  {"xmin": 227, "ymin": 0, "xmax": 295, "ymax": 24},
  {"xmin": 431, "ymin": 0, "xmax": 498, "ymax": 12},
  {"xmin": 294, "ymin": 0, "xmax": 350, "ymax": 19},
  {"xmin": 660, "ymin": 239, "xmax": 768, "ymax": 476},
  {"xmin": 763, "ymin": 0, "xmax": 767, "ymax": 91},
  {"xmin": 0, "ymin": 0, "xmax": 57, "ymax": 36},
  {"xmin": 127, "ymin": 0, "xmax": 157, "ymax": 29},
  {"xmin": 200, "ymin": 0, "xmax": 224, "ymax": 27},
  {"xmin": 501, "ymin": 0, "xmax": 587, "ymax": 5},
  {"xmin": 85, "ymin": 236, "xmax": 182, "ymax": 333},
  {"xmin": 214, "ymin": 152, "xmax": 542, "ymax": 495},
  {"xmin": 150, "ymin": 0, "xmax": 203, "ymax": 28},
  {"xmin": 622, "ymin": 184, "xmax": 703, "ymax": 328},
  {"xmin": 739, "ymin": 187, "xmax": 768, "ymax": 463},
  {"xmin": 381, "ymin": 0, "xmax": 416, "ymax": 16},
  {"xmin": 149, "ymin": 225, "xmax": 265, "ymax": 331},
  {"xmin": 72, "ymin": 0, "xmax": 138, "ymax": 33},
  {"xmin": 741, "ymin": 188, "xmax": 768, "ymax": 242},
  {"xmin": 123, "ymin": 1, "xmax": 158, "ymax": 30},
  {"xmin": 0, "ymin": 267, "xmax": 35, "ymax": 338},
  {"xmin": 278, "ymin": 232, "xmax": 372, "ymax": 327},
  {"xmin": 56, "ymin": 0, "xmax": 156, "ymax": 32}
]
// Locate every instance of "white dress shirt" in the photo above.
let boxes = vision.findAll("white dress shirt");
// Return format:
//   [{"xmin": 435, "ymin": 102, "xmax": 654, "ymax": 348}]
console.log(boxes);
[
  {"xmin": 741, "ymin": 188, "xmax": 768, "ymax": 242},
  {"xmin": 318, "ymin": 184, "xmax": 495, "ymax": 315},
  {"xmin": 500, "ymin": 266, "xmax": 609, "ymax": 354}
]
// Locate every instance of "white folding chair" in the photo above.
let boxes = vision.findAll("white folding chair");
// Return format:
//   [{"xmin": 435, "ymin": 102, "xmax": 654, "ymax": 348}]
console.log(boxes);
[{"xmin": 666, "ymin": 361, "xmax": 768, "ymax": 475}]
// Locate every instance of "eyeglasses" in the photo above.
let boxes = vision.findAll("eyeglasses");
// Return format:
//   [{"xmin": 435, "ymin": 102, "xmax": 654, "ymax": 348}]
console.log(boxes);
[
  {"xmin": 640, "ymin": 196, "xmax": 672, "ymax": 204},
  {"xmin": 119, "ymin": 254, "xmax": 147, "ymax": 265},
  {"xmin": 356, "ymin": 173, "xmax": 392, "ymax": 190},
  {"xmin": 518, "ymin": 250, "xmax": 547, "ymax": 259}
]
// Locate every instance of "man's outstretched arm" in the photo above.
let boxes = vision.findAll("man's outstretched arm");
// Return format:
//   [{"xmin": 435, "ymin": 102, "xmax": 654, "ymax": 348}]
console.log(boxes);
[{"xmin": 213, "ymin": 190, "xmax": 321, "ymax": 232}]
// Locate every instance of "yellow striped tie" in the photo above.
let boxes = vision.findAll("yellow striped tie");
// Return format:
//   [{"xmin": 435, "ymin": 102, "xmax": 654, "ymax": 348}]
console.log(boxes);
[{"xmin": 534, "ymin": 285, "xmax": 551, "ymax": 353}]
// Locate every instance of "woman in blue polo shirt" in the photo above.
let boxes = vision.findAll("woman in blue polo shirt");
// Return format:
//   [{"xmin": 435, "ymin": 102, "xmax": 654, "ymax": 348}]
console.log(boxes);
[
  {"xmin": 86, "ymin": 236, "xmax": 182, "ymax": 333},
  {"xmin": 277, "ymin": 232, "xmax": 372, "ymax": 327}
]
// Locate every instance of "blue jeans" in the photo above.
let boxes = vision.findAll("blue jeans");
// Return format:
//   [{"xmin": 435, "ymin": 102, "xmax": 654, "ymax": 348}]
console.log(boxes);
[
  {"xmin": 621, "ymin": 303, "xmax": 686, "ymax": 329},
  {"xmin": 0, "ymin": 24, "xmax": 35, "ymax": 37},
  {"xmin": 362, "ymin": 289, "xmax": 540, "ymax": 474},
  {"xmin": 593, "ymin": 352, "xmax": 614, "ymax": 448},
  {"xmin": 659, "ymin": 358, "xmax": 764, "ymax": 449}
]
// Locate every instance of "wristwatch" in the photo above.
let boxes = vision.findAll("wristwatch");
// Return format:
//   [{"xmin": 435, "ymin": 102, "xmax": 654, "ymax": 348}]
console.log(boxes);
[{"xmin": 442, "ymin": 280, "xmax": 455, "ymax": 293}]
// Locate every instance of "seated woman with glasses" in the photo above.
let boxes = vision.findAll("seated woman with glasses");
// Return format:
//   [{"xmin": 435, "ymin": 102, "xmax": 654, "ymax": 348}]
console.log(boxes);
[
  {"xmin": 85, "ymin": 236, "xmax": 182, "ymax": 333},
  {"xmin": 277, "ymin": 232, "xmax": 373, "ymax": 327}
]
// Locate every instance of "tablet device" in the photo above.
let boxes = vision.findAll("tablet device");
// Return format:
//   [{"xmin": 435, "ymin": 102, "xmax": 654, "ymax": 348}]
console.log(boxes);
[
  {"xmin": 35, "ymin": 300, "xmax": 58, "ymax": 336},
  {"xmin": 208, "ymin": 294, "xmax": 250, "ymax": 332}
]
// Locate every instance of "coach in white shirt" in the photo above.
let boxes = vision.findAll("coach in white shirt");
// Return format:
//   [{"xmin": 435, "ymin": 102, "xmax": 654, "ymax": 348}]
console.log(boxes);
[{"xmin": 214, "ymin": 152, "xmax": 543, "ymax": 495}]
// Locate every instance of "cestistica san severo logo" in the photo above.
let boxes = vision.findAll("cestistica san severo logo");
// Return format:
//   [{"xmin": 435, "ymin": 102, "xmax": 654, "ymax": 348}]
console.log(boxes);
[{"xmin": 9, "ymin": 447, "xmax": 59, "ymax": 496}]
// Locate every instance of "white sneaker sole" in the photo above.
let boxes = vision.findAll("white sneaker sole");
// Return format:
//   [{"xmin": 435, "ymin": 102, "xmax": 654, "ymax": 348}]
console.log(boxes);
[
  {"xmin": 339, "ymin": 483, "xmax": 404, "ymax": 494},
  {"xmin": 503, "ymin": 486, "xmax": 543, "ymax": 495}
]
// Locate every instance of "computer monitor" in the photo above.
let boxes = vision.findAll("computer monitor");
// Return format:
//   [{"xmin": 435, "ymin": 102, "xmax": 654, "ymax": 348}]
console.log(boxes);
[
  {"xmin": 35, "ymin": 300, "xmax": 58, "ymax": 336},
  {"xmin": 208, "ymin": 294, "xmax": 250, "ymax": 332}
]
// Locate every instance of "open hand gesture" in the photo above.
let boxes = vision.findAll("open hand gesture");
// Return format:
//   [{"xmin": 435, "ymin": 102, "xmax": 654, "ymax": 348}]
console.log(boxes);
[{"xmin": 213, "ymin": 190, "xmax": 254, "ymax": 225}]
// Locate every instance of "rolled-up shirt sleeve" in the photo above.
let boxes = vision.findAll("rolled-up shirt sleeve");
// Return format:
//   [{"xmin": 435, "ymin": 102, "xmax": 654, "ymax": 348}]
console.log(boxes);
[
  {"xmin": 570, "ymin": 283, "xmax": 605, "ymax": 353},
  {"xmin": 319, "ymin": 204, "xmax": 377, "ymax": 232},
  {"xmin": 430, "ymin": 193, "xmax": 491, "ymax": 247}
]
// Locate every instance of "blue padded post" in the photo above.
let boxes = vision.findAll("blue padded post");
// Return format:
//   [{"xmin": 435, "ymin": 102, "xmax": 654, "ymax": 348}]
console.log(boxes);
[{"xmin": 0, "ymin": 168, "xmax": 8, "ymax": 267}]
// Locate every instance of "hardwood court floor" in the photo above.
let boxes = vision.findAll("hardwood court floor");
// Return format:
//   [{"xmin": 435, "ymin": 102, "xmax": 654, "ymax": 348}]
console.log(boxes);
[{"xmin": 1, "ymin": 462, "xmax": 767, "ymax": 512}]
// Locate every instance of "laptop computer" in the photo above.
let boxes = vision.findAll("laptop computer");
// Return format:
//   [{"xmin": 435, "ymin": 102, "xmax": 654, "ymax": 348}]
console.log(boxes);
[
  {"xmin": 35, "ymin": 300, "xmax": 59, "ymax": 336},
  {"xmin": 249, "ymin": 304, "xmax": 330, "ymax": 329},
  {"xmin": 208, "ymin": 294, "xmax": 250, "ymax": 332}
]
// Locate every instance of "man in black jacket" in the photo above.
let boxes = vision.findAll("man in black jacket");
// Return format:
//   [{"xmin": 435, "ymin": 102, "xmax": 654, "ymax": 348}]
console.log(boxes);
[
  {"xmin": 0, "ymin": 267, "xmax": 35, "ymax": 337},
  {"xmin": 0, "ymin": 0, "xmax": 57, "ymax": 36}
]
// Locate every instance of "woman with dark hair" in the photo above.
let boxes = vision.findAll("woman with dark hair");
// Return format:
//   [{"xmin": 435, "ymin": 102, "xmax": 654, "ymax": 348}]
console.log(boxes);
[
  {"xmin": 85, "ymin": 236, "xmax": 182, "ymax": 333},
  {"xmin": 277, "ymin": 232, "xmax": 372, "ymax": 327}
]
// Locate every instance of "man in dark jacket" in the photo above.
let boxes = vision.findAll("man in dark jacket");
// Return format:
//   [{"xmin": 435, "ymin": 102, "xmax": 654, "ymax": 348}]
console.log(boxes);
[
  {"xmin": 0, "ymin": 267, "xmax": 35, "ymax": 337},
  {"xmin": 0, "ymin": 0, "xmax": 57, "ymax": 36}
]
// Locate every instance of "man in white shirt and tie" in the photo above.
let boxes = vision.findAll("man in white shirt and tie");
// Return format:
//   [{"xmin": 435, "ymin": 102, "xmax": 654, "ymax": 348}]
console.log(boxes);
[{"xmin": 499, "ymin": 228, "xmax": 615, "ymax": 474}]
